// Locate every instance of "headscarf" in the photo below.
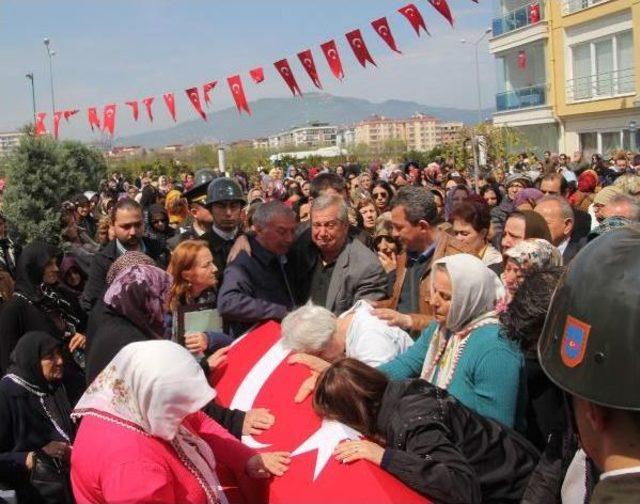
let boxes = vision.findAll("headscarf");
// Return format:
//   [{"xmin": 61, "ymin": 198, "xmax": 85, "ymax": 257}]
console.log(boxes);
[
  {"xmin": 578, "ymin": 169, "xmax": 598, "ymax": 193},
  {"xmin": 14, "ymin": 241, "xmax": 57, "ymax": 303},
  {"xmin": 504, "ymin": 238, "xmax": 563, "ymax": 270},
  {"xmin": 104, "ymin": 264, "xmax": 171, "ymax": 339},
  {"xmin": 59, "ymin": 255, "xmax": 87, "ymax": 295},
  {"xmin": 105, "ymin": 251, "xmax": 156, "ymax": 286},
  {"xmin": 421, "ymin": 254, "xmax": 503, "ymax": 387},
  {"xmin": 72, "ymin": 341, "xmax": 222, "ymax": 504},
  {"xmin": 593, "ymin": 185, "xmax": 623, "ymax": 206},
  {"xmin": 513, "ymin": 188, "xmax": 544, "ymax": 209},
  {"xmin": 165, "ymin": 190, "xmax": 188, "ymax": 226},
  {"xmin": 423, "ymin": 162, "xmax": 442, "ymax": 185}
]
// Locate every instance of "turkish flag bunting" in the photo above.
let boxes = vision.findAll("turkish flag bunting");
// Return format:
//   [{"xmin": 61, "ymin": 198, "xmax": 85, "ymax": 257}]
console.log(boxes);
[
  {"xmin": 428, "ymin": 0, "xmax": 454, "ymax": 26},
  {"xmin": 102, "ymin": 104, "xmax": 116, "ymax": 136},
  {"xmin": 62, "ymin": 109, "xmax": 79, "ymax": 122},
  {"xmin": 35, "ymin": 112, "xmax": 47, "ymax": 135},
  {"xmin": 163, "ymin": 93, "xmax": 177, "ymax": 122},
  {"xmin": 203, "ymin": 81, "xmax": 217, "ymax": 106},
  {"xmin": 297, "ymin": 50, "xmax": 322, "ymax": 89},
  {"xmin": 142, "ymin": 97, "xmax": 154, "ymax": 122},
  {"xmin": 518, "ymin": 50, "xmax": 527, "ymax": 70},
  {"xmin": 210, "ymin": 322, "xmax": 429, "ymax": 504},
  {"xmin": 397, "ymin": 4, "xmax": 430, "ymax": 37},
  {"xmin": 227, "ymin": 74, "xmax": 251, "ymax": 115},
  {"xmin": 529, "ymin": 3, "xmax": 540, "ymax": 23},
  {"xmin": 274, "ymin": 59, "xmax": 302, "ymax": 97},
  {"xmin": 345, "ymin": 29, "xmax": 376, "ymax": 68},
  {"xmin": 87, "ymin": 108, "xmax": 100, "ymax": 131},
  {"xmin": 53, "ymin": 111, "xmax": 63, "ymax": 139},
  {"xmin": 125, "ymin": 101, "xmax": 139, "ymax": 121},
  {"xmin": 249, "ymin": 67, "xmax": 265, "ymax": 84},
  {"xmin": 185, "ymin": 87, "xmax": 207, "ymax": 121},
  {"xmin": 371, "ymin": 17, "xmax": 402, "ymax": 53},
  {"xmin": 320, "ymin": 40, "xmax": 344, "ymax": 80}
]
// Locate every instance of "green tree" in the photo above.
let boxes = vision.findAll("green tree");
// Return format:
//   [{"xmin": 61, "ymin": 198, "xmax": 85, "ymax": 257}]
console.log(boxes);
[{"xmin": 2, "ymin": 132, "xmax": 107, "ymax": 244}]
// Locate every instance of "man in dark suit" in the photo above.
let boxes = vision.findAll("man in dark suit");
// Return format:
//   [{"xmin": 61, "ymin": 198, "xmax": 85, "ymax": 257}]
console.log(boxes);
[
  {"xmin": 80, "ymin": 199, "xmax": 169, "ymax": 312},
  {"xmin": 534, "ymin": 195, "xmax": 584, "ymax": 264}
]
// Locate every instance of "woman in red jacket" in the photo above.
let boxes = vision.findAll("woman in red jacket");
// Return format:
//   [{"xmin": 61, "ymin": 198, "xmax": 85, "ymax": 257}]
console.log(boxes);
[{"xmin": 70, "ymin": 340, "xmax": 290, "ymax": 503}]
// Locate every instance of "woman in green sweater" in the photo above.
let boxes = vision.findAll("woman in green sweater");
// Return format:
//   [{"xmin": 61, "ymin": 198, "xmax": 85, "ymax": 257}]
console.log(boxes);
[{"xmin": 378, "ymin": 254, "xmax": 525, "ymax": 429}]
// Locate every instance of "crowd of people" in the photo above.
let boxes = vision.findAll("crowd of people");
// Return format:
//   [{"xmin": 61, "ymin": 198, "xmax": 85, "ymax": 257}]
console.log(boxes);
[{"xmin": 0, "ymin": 147, "xmax": 639, "ymax": 503}]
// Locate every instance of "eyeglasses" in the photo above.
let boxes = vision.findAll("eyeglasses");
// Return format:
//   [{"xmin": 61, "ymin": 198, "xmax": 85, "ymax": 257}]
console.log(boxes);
[{"xmin": 372, "ymin": 191, "xmax": 388, "ymax": 199}]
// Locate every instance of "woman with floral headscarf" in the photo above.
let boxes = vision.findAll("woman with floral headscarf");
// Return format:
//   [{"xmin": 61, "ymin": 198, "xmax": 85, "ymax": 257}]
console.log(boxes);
[
  {"xmin": 379, "ymin": 254, "xmax": 524, "ymax": 428},
  {"xmin": 72, "ymin": 341, "xmax": 290, "ymax": 503}
]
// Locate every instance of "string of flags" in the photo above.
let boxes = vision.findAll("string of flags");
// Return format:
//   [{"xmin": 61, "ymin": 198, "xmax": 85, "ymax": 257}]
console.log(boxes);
[{"xmin": 35, "ymin": 0, "xmax": 476, "ymax": 139}]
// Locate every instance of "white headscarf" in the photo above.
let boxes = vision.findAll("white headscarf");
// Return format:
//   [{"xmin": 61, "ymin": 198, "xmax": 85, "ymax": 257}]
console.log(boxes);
[
  {"xmin": 73, "ymin": 340, "xmax": 224, "ymax": 504},
  {"xmin": 421, "ymin": 254, "xmax": 504, "ymax": 388}
]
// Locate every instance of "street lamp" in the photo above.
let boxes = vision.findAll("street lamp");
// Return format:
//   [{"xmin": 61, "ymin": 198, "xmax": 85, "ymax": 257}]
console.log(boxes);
[
  {"xmin": 461, "ymin": 27, "xmax": 492, "ymax": 192},
  {"xmin": 630, "ymin": 120, "xmax": 637, "ymax": 153},
  {"xmin": 25, "ymin": 72, "xmax": 36, "ymax": 124},
  {"xmin": 43, "ymin": 37, "xmax": 56, "ymax": 119}
]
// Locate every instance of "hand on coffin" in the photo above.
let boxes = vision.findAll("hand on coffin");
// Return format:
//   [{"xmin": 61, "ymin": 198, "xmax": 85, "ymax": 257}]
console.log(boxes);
[
  {"xmin": 288, "ymin": 353, "xmax": 330, "ymax": 373},
  {"xmin": 334, "ymin": 439, "xmax": 384, "ymax": 466},
  {"xmin": 293, "ymin": 372, "xmax": 319, "ymax": 404},
  {"xmin": 206, "ymin": 346, "xmax": 230, "ymax": 370},
  {"xmin": 246, "ymin": 452, "xmax": 291, "ymax": 478},
  {"xmin": 243, "ymin": 408, "xmax": 275, "ymax": 435}
]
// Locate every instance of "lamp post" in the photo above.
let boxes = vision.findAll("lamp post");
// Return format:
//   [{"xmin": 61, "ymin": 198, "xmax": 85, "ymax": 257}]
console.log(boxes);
[
  {"xmin": 630, "ymin": 120, "xmax": 637, "ymax": 153},
  {"xmin": 25, "ymin": 72, "xmax": 36, "ymax": 124},
  {"xmin": 461, "ymin": 27, "xmax": 492, "ymax": 192},
  {"xmin": 43, "ymin": 37, "xmax": 56, "ymax": 119}
]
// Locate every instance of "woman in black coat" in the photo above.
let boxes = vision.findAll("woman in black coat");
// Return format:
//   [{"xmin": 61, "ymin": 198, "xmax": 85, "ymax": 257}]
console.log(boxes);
[
  {"xmin": 0, "ymin": 331, "xmax": 75, "ymax": 504},
  {"xmin": 0, "ymin": 242, "xmax": 87, "ymax": 404},
  {"xmin": 313, "ymin": 359, "xmax": 539, "ymax": 504}
]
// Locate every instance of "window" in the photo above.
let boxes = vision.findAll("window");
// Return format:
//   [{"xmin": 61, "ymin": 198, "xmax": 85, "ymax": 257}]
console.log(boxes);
[
  {"xmin": 579, "ymin": 132, "xmax": 598, "ymax": 158},
  {"xmin": 580, "ymin": 129, "xmax": 639, "ymax": 157},
  {"xmin": 569, "ymin": 30, "xmax": 635, "ymax": 101}
]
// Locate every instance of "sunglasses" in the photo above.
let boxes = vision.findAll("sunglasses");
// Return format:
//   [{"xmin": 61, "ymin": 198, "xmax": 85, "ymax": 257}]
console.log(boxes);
[{"xmin": 372, "ymin": 191, "xmax": 388, "ymax": 199}]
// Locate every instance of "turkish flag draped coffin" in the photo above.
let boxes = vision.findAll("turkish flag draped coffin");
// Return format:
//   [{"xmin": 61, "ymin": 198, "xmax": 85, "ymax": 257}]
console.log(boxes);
[{"xmin": 210, "ymin": 322, "xmax": 429, "ymax": 504}]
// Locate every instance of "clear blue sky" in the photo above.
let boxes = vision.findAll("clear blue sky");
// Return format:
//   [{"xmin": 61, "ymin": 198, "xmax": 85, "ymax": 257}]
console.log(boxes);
[{"xmin": 0, "ymin": 1, "xmax": 496, "ymax": 140}]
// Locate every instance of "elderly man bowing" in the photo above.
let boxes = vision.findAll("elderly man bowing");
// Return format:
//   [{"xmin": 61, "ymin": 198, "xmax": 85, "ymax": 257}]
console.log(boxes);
[{"xmin": 217, "ymin": 201, "xmax": 298, "ymax": 337}]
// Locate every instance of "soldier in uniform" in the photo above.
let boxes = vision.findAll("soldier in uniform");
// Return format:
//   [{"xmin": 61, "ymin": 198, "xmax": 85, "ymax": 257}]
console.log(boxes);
[
  {"xmin": 167, "ymin": 169, "xmax": 217, "ymax": 250},
  {"xmin": 201, "ymin": 177, "xmax": 246, "ymax": 275},
  {"xmin": 538, "ymin": 226, "xmax": 640, "ymax": 503}
]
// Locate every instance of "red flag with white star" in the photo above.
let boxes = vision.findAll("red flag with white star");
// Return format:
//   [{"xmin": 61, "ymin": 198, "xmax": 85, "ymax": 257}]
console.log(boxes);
[
  {"xmin": 87, "ymin": 108, "xmax": 100, "ymax": 131},
  {"xmin": 125, "ymin": 101, "xmax": 139, "ymax": 121},
  {"xmin": 63, "ymin": 109, "xmax": 79, "ymax": 122},
  {"xmin": 345, "ymin": 29, "xmax": 376, "ymax": 68},
  {"xmin": 163, "ymin": 93, "xmax": 177, "ymax": 121},
  {"xmin": 227, "ymin": 74, "xmax": 251, "ymax": 115},
  {"xmin": 297, "ymin": 49, "xmax": 322, "ymax": 89},
  {"xmin": 185, "ymin": 87, "xmax": 207, "ymax": 121},
  {"xmin": 142, "ymin": 97, "xmax": 154, "ymax": 122},
  {"xmin": 428, "ymin": 0, "xmax": 454, "ymax": 26},
  {"xmin": 398, "ymin": 4, "xmax": 430, "ymax": 36},
  {"xmin": 274, "ymin": 59, "xmax": 302, "ymax": 96},
  {"xmin": 371, "ymin": 17, "xmax": 402, "ymax": 53},
  {"xmin": 203, "ymin": 81, "xmax": 217, "ymax": 106},
  {"xmin": 35, "ymin": 112, "xmax": 47, "ymax": 135},
  {"xmin": 102, "ymin": 104, "xmax": 116, "ymax": 136},
  {"xmin": 249, "ymin": 67, "xmax": 265, "ymax": 84},
  {"xmin": 320, "ymin": 40, "xmax": 344, "ymax": 81}
]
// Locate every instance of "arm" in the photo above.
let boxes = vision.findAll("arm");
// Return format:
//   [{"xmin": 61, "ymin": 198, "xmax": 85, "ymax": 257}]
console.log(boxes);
[
  {"xmin": 80, "ymin": 254, "xmax": 109, "ymax": 312},
  {"xmin": 0, "ymin": 390, "xmax": 29, "ymax": 480},
  {"xmin": 381, "ymin": 424, "xmax": 481, "ymax": 504},
  {"xmin": 217, "ymin": 261, "xmax": 288, "ymax": 323},
  {"xmin": 101, "ymin": 461, "xmax": 175, "ymax": 503},
  {"xmin": 201, "ymin": 401, "xmax": 246, "ymax": 440},
  {"xmin": 377, "ymin": 323, "xmax": 436, "ymax": 380}
]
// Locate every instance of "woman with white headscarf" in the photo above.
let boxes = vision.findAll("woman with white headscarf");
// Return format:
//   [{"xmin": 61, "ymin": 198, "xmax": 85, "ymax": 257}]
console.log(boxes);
[
  {"xmin": 70, "ymin": 340, "xmax": 290, "ymax": 503},
  {"xmin": 378, "ymin": 254, "xmax": 525, "ymax": 428}
]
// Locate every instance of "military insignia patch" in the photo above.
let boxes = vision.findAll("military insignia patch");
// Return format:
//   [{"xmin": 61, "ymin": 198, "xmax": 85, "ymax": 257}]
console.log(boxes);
[{"xmin": 561, "ymin": 315, "xmax": 591, "ymax": 368}]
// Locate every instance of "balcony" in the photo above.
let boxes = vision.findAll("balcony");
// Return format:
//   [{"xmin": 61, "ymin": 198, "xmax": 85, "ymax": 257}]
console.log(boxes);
[
  {"xmin": 492, "ymin": 1, "xmax": 544, "ymax": 38},
  {"xmin": 562, "ymin": 0, "xmax": 609, "ymax": 15},
  {"xmin": 496, "ymin": 84, "xmax": 548, "ymax": 112},
  {"xmin": 566, "ymin": 68, "xmax": 635, "ymax": 102}
]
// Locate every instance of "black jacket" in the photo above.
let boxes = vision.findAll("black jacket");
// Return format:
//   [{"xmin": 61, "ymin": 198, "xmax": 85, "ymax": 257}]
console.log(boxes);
[
  {"xmin": 79, "ymin": 237, "xmax": 169, "ymax": 312},
  {"xmin": 377, "ymin": 380, "xmax": 539, "ymax": 504},
  {"xmin": 202, "ymin": 228, "xmax": 240, "ymax": 280}
]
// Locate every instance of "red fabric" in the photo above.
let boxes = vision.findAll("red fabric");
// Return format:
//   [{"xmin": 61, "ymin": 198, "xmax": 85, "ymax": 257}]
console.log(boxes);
[
  {"xmin": 371, "ymin": 17, "xmax": 402, "ymax": 53},
  {"xmin": 53, "ymin": 111, "xmax": 63, "ymax": 139},
  {"xmin": 102, "ymin": 104, "xmax": 116, "ymax": 136},
  {"xmin": 163, "ymin": 93, "xmax": 177, "ymax": 122},
  {"xmin": 345, "ymin": 29, "xmax": 376, "ymax": 68},
  {"xmin": 211, "ymin": 322, "xmax": 430, "ymax": 504},
  {"xmin": 297, "ymin": 49, "xmax": 322, "ymax": 89},
  {"xmin": 428, "ymin": 0, "xmax": 454, "ymax": 26},
  {"xmin": 63, "ymin": 109, "xmax": 79, "ymax": 122},
  {"xmin": 517, "ymin": 50, "xmax": 527, "ymax": 70},
  {"xmin": 35, "ymin": 112, "xmax": 47, "ymax": 135},
  {"xmin": 578, "ymin": 170, "xmax": 598, "ymax": 193},
  {"xmin": 71, "ymin": 412, "xmax": 256, "ymax": 504},
  {"xmin": 87, "ymin": 108, "xmax": 100, "ymax": 131},
  {"xmin": 320, "ymin": 40, "xmax": 344, "ymax": 80},
  {"xmin": 397, "ymin": 4, "xmax": 429, "ymax": 37},
  {"xmin": 125, "ymin": 101, "xmax": 139, "ymax": 121},
  {"xmin": 227, "ymin": 75, "xmax": 251, "ymax": 115},
  {"xmin": 203, "ymin": 81, "xmax": 217, "ymax": 106},
  {"xmin": 529, "ymin": 3, "xmax": 540, "ymax": 23},
  {"xmin": 186, "ymin": 87, "xmax": 207, "ymax": 121},
  {"xmin": 249, "ymin": 67, "xmax": 265, "ymax": 84},
  {"xmin": 142, "ymin": 97, "xmax": 155, "ymax": 122},
  {"xmin": 274, "ymin": 59, "xmax": 302, "ymax": 96}
]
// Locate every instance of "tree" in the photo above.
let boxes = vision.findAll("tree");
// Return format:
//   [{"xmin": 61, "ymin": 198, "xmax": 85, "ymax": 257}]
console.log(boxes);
[{"xmin": 2, "ymin": 131, "xmax": 107, "ymax": 244}]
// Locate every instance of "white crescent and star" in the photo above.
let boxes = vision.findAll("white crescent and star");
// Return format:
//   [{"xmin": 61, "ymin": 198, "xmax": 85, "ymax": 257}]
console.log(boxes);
[
  {"xmin": 232, "ymin": 83, "xmax": 241, "ymax": 95},
  {"xmin": 352, "ymin": 38, "xmax": 363, "ymax": 48},
  {"xmin": 327, "ymin": 48, "xmax": 337, "ymax": 60},
  {"xmin": 378, "ymin": 26, "xmax": 389, "ymax": 36}
]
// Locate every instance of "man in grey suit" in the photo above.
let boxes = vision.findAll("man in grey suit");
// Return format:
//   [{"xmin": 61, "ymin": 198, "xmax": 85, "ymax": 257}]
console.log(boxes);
[{"xmin": 307, "ymin": 194, "xmax": 387, "ymax": 315}]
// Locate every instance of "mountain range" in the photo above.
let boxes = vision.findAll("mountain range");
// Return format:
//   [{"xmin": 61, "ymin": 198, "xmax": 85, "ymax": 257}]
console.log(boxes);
[{"xmin": 116, "ymin": 93, "xmax": 493, "ymax": 148}]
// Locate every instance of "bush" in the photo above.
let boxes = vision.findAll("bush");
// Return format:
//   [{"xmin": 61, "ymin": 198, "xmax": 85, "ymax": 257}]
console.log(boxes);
[{"xmin": 2, "ymin": 131, "xmax": 107, "ymax": 244}]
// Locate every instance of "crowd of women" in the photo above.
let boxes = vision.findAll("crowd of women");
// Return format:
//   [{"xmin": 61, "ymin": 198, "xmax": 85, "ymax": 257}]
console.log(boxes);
[{"xmin": 0, "ymin": 147, "xmax": 639, "ymax": 503}]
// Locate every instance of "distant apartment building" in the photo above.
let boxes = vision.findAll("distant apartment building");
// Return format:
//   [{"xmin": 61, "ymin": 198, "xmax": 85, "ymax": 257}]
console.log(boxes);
[
  {"xmin": 267, "ymin": 123, "xmax": 339, "ymax": 150},
  {"xmin": 0, "ymin": 131, "xmax": 24, "ymax": 156},
  {"xmin": 490, "ymin": 0, "xmax": 640, "ymax": 156},
  {"xmin": 353, "ymin": 114, "xmax": 463, "ymax": 152},
  {"xmin": 252, "ymin": 137, "xmax": 270, "ymax": 149},
  {"xmin": 107, "ymin": 146, "xmax": 146, "ymax": 159}
]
